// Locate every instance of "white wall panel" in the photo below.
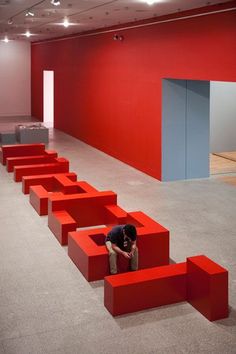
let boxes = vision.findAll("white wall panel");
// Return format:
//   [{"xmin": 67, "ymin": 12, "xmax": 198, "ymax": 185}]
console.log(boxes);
[{"xmin": 210, "ymin": 81, "xmax": 236, "ymax": 152}]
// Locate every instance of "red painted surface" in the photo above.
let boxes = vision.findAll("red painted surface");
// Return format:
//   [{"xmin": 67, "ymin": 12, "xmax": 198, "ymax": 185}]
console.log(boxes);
[
  {"xmin": 30, "ymin": 185, "xmax": 49, "ymax": 215},
  {"xmin": 22, "ymin": 172, "xmax": 77, "ymax": 194},
  {"xmin": 0, "ymin": 144, "xmax": 45, "ymax": 165},
  {"xmin": 14, "ymin": 157, "xmax": 69, "ymax": 181},
  {"xmin": 29, "ymin": 179, "xmax": 98, "ymax": 215},
  {"xmin": 48, "ymin": 191, "xmax": 118, "ymax": 245},
  {"xmin": 6, "ymin": 151, "xmax": 57, "ymax": 172},
  {"xmin": 104, "ymin": 255, "xmax": 229, "ymax": 318},
  {"xmin": 68, "ymin": 210, "xmax": 169, "ymax": 281},
  {"xmin": 187, "ymin": 255, "xmax": 228, "ymax": 321},
  {"xmin": 31, "ymin": 2, "xmax": 236, "ymax": 180},
  {"xmin": 104, "ymin": 262, "xmax": 187, "ymax": 316}
]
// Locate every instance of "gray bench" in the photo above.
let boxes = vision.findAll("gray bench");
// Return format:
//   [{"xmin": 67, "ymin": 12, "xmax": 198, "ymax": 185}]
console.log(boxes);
[
  {"xmin": 0, "ymin": 131, "xmax": 16, "ymax": 144},
  {"xmin": 15, "ymin": 125, "xmax": 49, "ymax": 144}
]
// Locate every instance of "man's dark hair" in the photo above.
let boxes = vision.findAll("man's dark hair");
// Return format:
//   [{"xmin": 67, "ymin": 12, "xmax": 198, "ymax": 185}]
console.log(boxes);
[{"xmin": 124, "ymin": 224, "xmax": 137, "ymax": 241}]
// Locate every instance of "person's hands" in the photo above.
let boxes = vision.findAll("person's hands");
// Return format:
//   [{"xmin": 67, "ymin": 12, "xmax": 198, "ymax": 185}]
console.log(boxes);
[{"xmin": 122, "ymin": 251, "xmax": 131, "ymax": 259}]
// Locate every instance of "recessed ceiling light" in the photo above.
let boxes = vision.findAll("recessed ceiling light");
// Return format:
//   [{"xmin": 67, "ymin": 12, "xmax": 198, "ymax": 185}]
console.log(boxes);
[
  {"xmin": 146, "ymin": 0, "xmax": 155, "ymax": 5},
  {"xmin": 26, "ymin": 10, "xmax": 34, "ymax": 17},
  {"xmin": 25, "ymin": 30, "xmax": 31, "ymax": 37},
  {"xmin": 63, "ymin": 18, "xmax": 69, "ymax": 28},
  {"xmin": 51, "ymin": 0, "xmax": 60, "ymax": 5}
]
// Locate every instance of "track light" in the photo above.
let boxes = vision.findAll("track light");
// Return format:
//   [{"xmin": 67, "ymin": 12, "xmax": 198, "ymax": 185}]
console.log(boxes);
[
  {"xmin": 8, "ymin": 18, "xmax": 13, "ymax": 25},
  {"xmin": 63, "ymin": 18, "xmax": 69, "ymax": 27},
  {"xmin": 26, "ymin": 10, "xmax": 34, "ymax": 17},
  {"xmin": 51, "ymin": 0, "xmax": 60, "ymax": 5}
]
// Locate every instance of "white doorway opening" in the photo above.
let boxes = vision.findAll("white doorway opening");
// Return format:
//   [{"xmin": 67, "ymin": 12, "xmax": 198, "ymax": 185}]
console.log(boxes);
[{"xmin": 43, "ymin": 70, "xmax": 54, "ymax": 127}]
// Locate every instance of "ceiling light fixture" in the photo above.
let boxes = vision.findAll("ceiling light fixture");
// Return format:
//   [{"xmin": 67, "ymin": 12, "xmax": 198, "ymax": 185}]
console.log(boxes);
[
  {"xmin": 25, "ymin": 30, "xmax": 31, "ymax": 38},
  {"xmin": 26, "ymin": 10, "xmax": 34, "ymax": 17},
  {"xmin": 146, "ymin": 0, "xmax": 155, "ymax": 5},
  {"xmin": 63, "ymin": 18, "xmax": 69, "ymax": 28},
  {"xmin": 51, "ymin": 0, "xmax": 60, "ymax": 5},
  {"xmin": 8, "ymin": 18, "xmax": 13, "ymax": 25},
  {"xmin": 3, "ymin": 36, "xmax": 9, "ymax": 43}
]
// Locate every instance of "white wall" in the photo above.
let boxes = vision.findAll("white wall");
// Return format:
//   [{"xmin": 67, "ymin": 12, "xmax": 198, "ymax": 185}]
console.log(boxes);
[
  {"xmin": 0, "ymin": 40, "xmax": 31, "ymax": 116},
  {"xmin": 210, "ymin": 81, "xmax": 236, "ymax": 152},
  {"xmin": 43, "ymin": 71, "xmax": 54, "ymax": 126}
]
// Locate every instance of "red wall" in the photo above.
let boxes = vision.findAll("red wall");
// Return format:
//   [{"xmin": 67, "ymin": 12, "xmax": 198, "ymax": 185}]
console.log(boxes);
[{"xmin": 31, "ymin": 2, "xmax": 236, "ymax": 180}]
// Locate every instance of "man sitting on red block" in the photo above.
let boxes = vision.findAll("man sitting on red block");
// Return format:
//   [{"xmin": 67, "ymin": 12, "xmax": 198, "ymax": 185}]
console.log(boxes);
[{"xmin": 105, "ymin": 224, "xmax": 138, "ymax": 275}]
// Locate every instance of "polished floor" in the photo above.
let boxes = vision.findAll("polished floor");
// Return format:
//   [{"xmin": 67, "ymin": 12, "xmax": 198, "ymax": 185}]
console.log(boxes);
[{"xmin": 0, "ymin": 117, "xmax": 236, "ymax": 354}]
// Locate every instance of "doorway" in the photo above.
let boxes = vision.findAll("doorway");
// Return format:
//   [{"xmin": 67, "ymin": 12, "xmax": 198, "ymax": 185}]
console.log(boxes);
[
  {"xmin": 210, "ymin": 81, "xmax": 236, "ymax": 176},
  {"xmin": 43, "ymin": 70, "xmax": 54, "ymax": 127},
  {"xmin": 162, "ymin": 79, "xmax": 236, "ymax": 182}
]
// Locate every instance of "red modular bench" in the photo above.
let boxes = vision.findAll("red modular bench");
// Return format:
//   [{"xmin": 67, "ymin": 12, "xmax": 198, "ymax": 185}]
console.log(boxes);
[
  {"xmin": 104, "ymin": 255, "xmax": 228, "ymax": 321},
  {"xmin": 14, "ymin": 157, "xmax": 69, "ymax": 182},
  {"xmin": 187, "ymin": 255, "xmax": 228, "ymax": 321},
  {"xmin": 22, "ymin": 172, "xmax": 77, "ymax": 194},
  {"xmin": 48, "ymin": 191, "xmax": 120, "ymax": 245},
  {"xmin": 30, "ymin": 180, "xmax": 98, "ymax": 215},
  {"xmin": 104, "ymin": 262, "xmax": 187, "ymax": 316},
  {"xmin": 0, "ymin": 143, "xmax": 45, "ymax": 165},
  {"xmin": 68, "ymin": 211, "xmax": 169, "ymax": 281},
  {"xmin": 6, "ymin": 150, "xmax": 58, "ymax": 172}
]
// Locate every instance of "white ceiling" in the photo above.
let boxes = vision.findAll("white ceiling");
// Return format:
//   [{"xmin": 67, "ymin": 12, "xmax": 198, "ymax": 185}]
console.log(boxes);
[{"xmin": 0, "ymin": 0, "xmax": 231, "ymax": 42}]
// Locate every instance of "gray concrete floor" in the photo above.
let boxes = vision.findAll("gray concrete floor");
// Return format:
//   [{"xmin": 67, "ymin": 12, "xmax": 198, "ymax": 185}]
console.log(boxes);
[{"xmin": 0, "ymin": 119, "xmax": 236, "ymax": 354}]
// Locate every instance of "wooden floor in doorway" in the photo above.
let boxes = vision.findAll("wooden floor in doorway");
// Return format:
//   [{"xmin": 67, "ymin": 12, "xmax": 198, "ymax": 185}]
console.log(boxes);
[
  {"xmin": 210, "ymin": 153, "xmax": 236, "ymax": 175},
  {"xmin": 210, "ymin": 152, "xmax": 236, "ymax": 186},
  {"xmin": 213, "ymin": 151, "xmax": 236, "ymax": 162}
]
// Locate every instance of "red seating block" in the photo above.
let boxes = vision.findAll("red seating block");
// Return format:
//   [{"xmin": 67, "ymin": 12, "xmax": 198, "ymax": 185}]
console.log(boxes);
[
  {"xmin": 22, "ymin": 172, "xmax": 77, "ymax": 194},
  {"xmin": 14, "ymin": 157, "xmax": 69, "ymax": 182},
  {"xmin": 30, "ymin": 180, "xmax": 98, "ymax": 216},
  {"xmin": 187, "ymin": 255, "xmax": 228, "ymax": 321},
  {"xmin": 6, "ymin": 150, "xmax": 58, "ymax": 172},
  {"xmin": 48, "ymin": 191, "xmax": 118, "ymax": 245},
  {"xmin": 68, "ymin": 211, "xmax": 169, "ymax": 281},
  {"xmin": 104, "ymin": 254, "xmax": 228, "ymax": 321},
  {"xmin": 104, "ymin": 262, "xmax": 187, "ymax": 316},
  {"xmin": 0, "ymin": 143, "xmax": 45, "ymax": 165},
  {"xmin": 30, "ymin": 185, "xmax": 54, "ymax": 215},
  {"xmin": 128, "ymin": 211, "xmax": 169, "ymax": 269}
]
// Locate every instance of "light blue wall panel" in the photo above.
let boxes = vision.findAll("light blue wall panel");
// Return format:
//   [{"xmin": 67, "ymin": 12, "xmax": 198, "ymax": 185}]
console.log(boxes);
[
  {"xmin": 162, "ymin": 79, "xmax": 210, "ymax": 181},
  {"xmin": 162, "ymin": 79, "xmax": 186, "ymax": 181},
  {"xmin": 186, "ymin": 80, "xmax": 210, "ymax": 179}
]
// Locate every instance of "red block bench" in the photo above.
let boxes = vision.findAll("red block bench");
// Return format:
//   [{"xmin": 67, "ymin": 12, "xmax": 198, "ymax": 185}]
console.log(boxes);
[
  {"xmin": 48, "ymin": 190, "xmax": 120, "ymax": 245},
  {"xmin": 6, "ymin": 150, "xmax": 58, "ymax": 172},
  {"xmin": 104, "ymin": 255, "xmax": 228, "ymax": 321},
  {"xmin": 104, "ymin": 262, "xmax": 187, "ymax": 316},
  {"xmin": 0, "ymin": 143, "xmax": 45, "ymax": 165},
  {"xmin": 187, "ymin": 255, "xmax": 228, "ymax": 321},
  {"xmin": 22, "ymin": 172, "xmax": 77, "ymax": 194},
  {"xmin": 14, "ymin": 157, "xmax": 69, "ymax": 182},
  {"xmin": 30, "ymin": 180, "xmax": 98, "ymax": 215},
  {"xmin": 68, "ymin": 211, "xmax": 169, "ymax": 281}
]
